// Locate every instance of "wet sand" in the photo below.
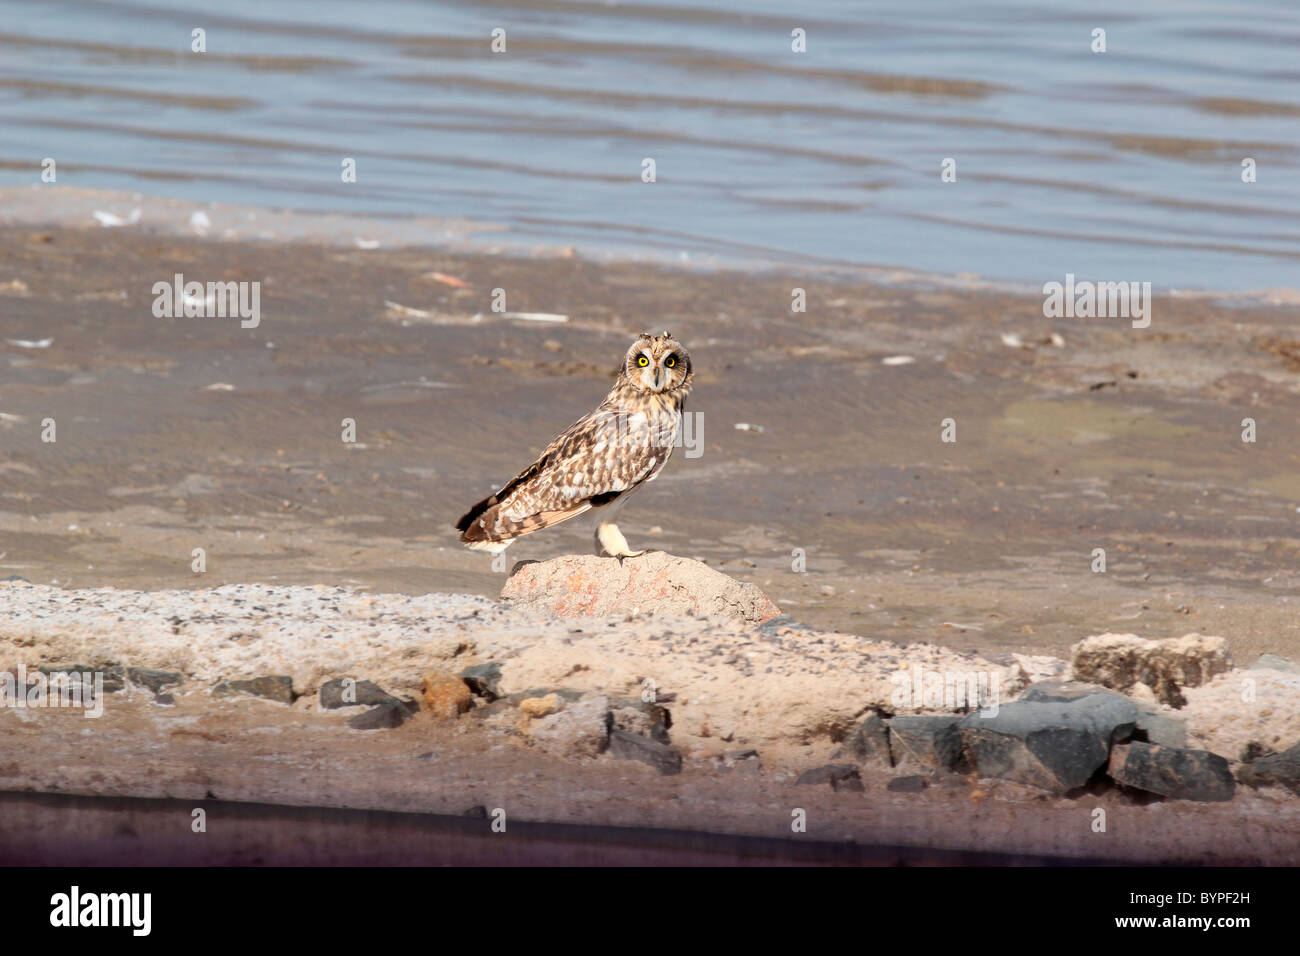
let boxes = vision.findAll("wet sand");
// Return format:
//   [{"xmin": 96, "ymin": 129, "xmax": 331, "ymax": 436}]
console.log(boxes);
[{"xmin": 2, "ymin": 223, "xmax": 1300, "ymax": 665}]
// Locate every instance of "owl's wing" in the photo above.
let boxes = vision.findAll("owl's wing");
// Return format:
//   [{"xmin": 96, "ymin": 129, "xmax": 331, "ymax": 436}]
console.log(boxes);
[{"xmin": 456, "ymin": 405, "xmax": 651, "ymax": 547}]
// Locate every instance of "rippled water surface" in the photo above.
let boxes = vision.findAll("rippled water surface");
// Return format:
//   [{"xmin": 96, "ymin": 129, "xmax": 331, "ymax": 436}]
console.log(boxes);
[{"xmin": 2, "ymin": 0, "xmax": 1299, "ymax": 288}]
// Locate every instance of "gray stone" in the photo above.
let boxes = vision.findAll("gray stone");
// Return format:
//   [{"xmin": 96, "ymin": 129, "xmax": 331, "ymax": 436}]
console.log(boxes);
[
  {"xmin": 887, "ymin": 775, "xmax": 929, "ymax": 793},
  {"xmin": 796, "ymin": 763, "xmax": 864, "ymax": 792},
  {"xmin": 40, "ymin": 664, "xmax": 124, "ymax": 694},
  {"xmin": 843, "ymin": 712, "xmax": 892, "ymax": 766},
  {"xmin": 607, "ymin": 729, "xmax": 682, "ymax": 775},
  {"xmin": 1018, "ymin": 680, "xmax": 1116, "ymax": 703},
  {"xmin": 347, "ymin": 700, "xmax": 409, "ymax": 730},
  {"xmin": 1108, "ymin": 742, "xmax": 1235, "ymax": 802},
  {"xmin": 1237, "ymin": 741, "xmax": 1300, "ymax": 796},
  {"xmin": 152, "ymin": 693, "xmax": 175, "ymax": 706},
  {"xmin": 1021, "ymin": 681, "xmax": 1186, "ymax": 748},
  {"xmin": 320, "ymin": 678, "xmax": 400, "ymax": 709},
  {"xmin": 959, "ymin": 693, "xmax": 1138, "ymax": 792},
  {"xmin": 212, "ymin": 675, "xmax": 295, "ymax": 704},
  {"xmin": 460, "ymin": 662, "xmax": 504, "ymax": 700},
  {"xmin": 1135, "ymin": 710, "xmax": 1187, "ymax": 749},
  {"xmin": 126, "ymin": 667, "xmax": 184, "ymax": 694},
  {"xmin": 888, "ymin": 715, "xmax": 964, "ymax": 771},
  {"xmin": 0, "ymin": 575, "xmax": 31, "ymax": 583}
]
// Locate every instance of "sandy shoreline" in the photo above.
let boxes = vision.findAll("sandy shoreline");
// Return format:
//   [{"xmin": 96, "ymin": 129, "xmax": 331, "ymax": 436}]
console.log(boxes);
[
  {"xmin": 2, "ymin": 218, "xmax": 1300, "ymax": 665},
  {"xmin": 3, "ymin": 211, "xmax": 1300, "ymax": 863},
  {"xmin": 3, "ymin": 577, "xmax": 1298, "ymax": 864}
]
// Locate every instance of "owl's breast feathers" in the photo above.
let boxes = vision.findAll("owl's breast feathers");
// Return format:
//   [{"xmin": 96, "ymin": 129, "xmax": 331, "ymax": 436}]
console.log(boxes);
[{"xmin": 455, "ymin": 388, "xmax": 686, "ymax": 551}]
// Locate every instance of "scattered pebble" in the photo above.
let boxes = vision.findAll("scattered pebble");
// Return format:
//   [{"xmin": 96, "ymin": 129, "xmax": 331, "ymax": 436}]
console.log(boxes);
[{"xmin": 92, "ymin": 209, "xmax": 141, "ymax": 228}]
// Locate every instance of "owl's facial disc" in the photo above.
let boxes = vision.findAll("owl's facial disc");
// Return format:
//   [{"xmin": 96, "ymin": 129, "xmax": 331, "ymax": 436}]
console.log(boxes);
[{"xmin": 625, "ymin": 334, "xmax": 690, "ymax": 393}]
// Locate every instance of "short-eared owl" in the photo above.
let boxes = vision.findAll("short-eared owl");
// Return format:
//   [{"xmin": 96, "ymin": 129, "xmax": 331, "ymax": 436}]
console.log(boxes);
[{"xmin": 456, "ymin": 332, "xmax": 693, "ymax": 558}]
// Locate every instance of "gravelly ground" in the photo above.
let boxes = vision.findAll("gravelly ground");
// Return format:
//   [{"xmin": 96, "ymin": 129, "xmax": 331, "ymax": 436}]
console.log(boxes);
[{"xmin": 2, "ymin": 579, "xmax": 1299, "ymax": 864}]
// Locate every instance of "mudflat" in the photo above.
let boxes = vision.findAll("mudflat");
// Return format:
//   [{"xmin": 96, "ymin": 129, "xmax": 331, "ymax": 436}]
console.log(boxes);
[{"xmin": 1, "ymin": 223, "xmax": 1298, "ymax": 665}]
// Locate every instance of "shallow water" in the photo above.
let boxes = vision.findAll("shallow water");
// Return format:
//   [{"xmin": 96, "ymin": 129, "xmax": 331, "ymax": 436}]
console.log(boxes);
[{"xmin": 2, "ymin": 0, "xmax": 1299, "ymax": 288}]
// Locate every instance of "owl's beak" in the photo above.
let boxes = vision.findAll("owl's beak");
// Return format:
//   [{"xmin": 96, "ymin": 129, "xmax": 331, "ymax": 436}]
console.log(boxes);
[{"xmin": 652, "ymin": 368, "xmax": 662, "ymax": 389}]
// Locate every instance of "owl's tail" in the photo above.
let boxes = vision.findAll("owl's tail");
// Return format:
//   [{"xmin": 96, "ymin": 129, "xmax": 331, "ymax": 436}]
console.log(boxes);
[{"xmin": 455, "ymin": 494, "xmax": 504, "ymax": 550}]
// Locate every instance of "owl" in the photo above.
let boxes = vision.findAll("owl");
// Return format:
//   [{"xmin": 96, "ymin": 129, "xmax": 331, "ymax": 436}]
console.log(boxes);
[{"xmin": 456, "ymin": 331, "xmax": 693, "ymax": 558}]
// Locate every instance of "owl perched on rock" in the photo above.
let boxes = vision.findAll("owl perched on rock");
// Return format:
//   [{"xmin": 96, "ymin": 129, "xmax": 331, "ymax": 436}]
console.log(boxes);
[{"xmin": 456, "ymin": 331, "xmax": 693, "ymax": 558}]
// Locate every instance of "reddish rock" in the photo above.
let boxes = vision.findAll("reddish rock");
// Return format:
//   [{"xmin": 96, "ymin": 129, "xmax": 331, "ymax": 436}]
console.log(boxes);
[
  {"xmin": 421, "ymin": 670, "xmax": 472, "ymax": 719},
  {"xmin": 501, "ymin": 552, "xmax": 780, "ymax": 624}
]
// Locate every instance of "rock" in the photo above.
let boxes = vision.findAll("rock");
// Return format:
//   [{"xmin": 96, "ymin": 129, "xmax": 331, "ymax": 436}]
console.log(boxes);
[
  {"xmin": 421, "ymin": 670, "xmax": 472, "ymax": 719},
  {"xmin": 1180, "ymin": 670, "xmax": 1300, "ymax": 759},
  {"xmin": 1237, "ymin": 742, "xmax": 1300, "ymax": 795},
  {"xmin": 527, "ymin": 695, "xmax": 610, "ymax": 758},
  {"xmin": 1252, "ymin": 654, "xmax": 1300, "ymax": 675},
  {"xmin": 609, "ymin": 704, "xmax": 653, "ymax": 738},
  {"xmin": 796, "ymin": 763, "xmax": 864, "ymax": 792},
  {"xmin": 1070, "ymin": 633, "xmax": 1232, "ymax": 707},
  {"xmin": 126, "ymin": 667, "xmax": 184, "ymax": 694},
  {"xmin": 1135, "ymin": 710, "xmax": 1187, "ymax": 749},
  {"xmin": 1020, "ymin": 680, "xmax": 1187, "ymax": 748},
  {"xmin": 40, "ymin": 664, "xmax": 125, "ymax": 694},
  {"xmin": 1018, "ymin": 680, "xmax": 1115, "ymax": 703},
  {"xmin": 153, "ymin": 693, "xmax": 175, "ymax": 706},
  {"xmin": 842, "ymin": 712, "xmax": 892, "ymax": 766},
  {"xmin": 460, "ymin": 662, "xmax": 503, "ymax": 700},
  {"xmin": 887, "ymin": 775, "xmax": 929, "ymax": 793},
  {"xmin": 519, "ymin": 693, "xmax": 562, "ymax": 718},
  {"xmin": 320, "ymin": 678, "xmax": 401, "ymax": 709},
  {"xmin": 501, "ymin": 552, "xmax": 781, "ymax": 625},
  {"xmin": 608, "ymin": 696, "xmax": 672, "ymax": 743},
  {"xmin": 348, "ymin": 700, "xmax": 410, "ymax": 730},
  {"xmin": 1011, "ymin": 653, "xmax": 1067, "ymax": 684},
  {"xmin": 1107, "ymin": 742, "xmax": 1235, "ymax": 802},
  {"xmin": 888, "ymin": 715, "xmax": 964, "ymax": 772},
  {"xmin": 607, "ymin": 729, "xmax": 682, "ymax": 775},
  {"xmin": 0, "ymin": 575, "xmax": 31, "ymax": 583},
  {"xmin": 959, "ymin": 694, "xmax": 1138, "ymax": 792},
  {"xmin": 212, "ymin": 675, "xmax": 295, "ymax": 704}
]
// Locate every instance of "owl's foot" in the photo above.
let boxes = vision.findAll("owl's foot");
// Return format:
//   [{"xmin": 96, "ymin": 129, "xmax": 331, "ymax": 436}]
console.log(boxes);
[{"xmin": 595, "ymin": 521, "xmax": 645, "ymax": 560}]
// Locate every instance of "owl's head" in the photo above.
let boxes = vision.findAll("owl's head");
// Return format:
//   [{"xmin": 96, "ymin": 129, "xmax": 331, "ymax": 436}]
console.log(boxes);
[{"xmin": 622, "ymin": 331, "xmax": 692, "ymax": 394}]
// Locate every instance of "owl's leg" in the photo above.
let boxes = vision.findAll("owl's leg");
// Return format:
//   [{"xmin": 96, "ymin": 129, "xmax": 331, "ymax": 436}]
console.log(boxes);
[{"xmin": 595, "ymin": 520, "xmax": 645, "ymax": 559}]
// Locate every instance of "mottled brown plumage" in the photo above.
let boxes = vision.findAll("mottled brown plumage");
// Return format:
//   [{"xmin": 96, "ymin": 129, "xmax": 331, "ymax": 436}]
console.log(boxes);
[{"xmin": 456, "ymin": 332, "xmax": 693, "ymax": 557}]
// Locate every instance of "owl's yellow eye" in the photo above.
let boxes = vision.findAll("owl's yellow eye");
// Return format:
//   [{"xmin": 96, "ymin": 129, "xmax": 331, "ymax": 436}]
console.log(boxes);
[
  {"xmin": 665, "ymin": 355, "xmax": 677, "ymax": 368},
  {"xmin": 637, "ymin": 355, "xmax": 650, "ymax": 367}
]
